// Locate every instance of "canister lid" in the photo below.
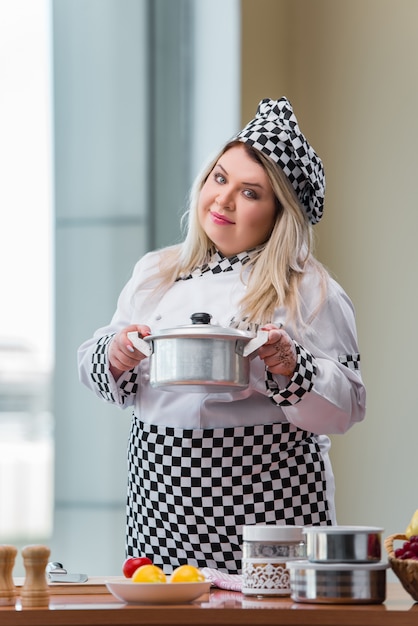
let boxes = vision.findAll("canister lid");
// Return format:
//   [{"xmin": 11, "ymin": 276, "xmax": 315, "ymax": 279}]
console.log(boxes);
[
  {"xmin": 302, "ymin": 525, "xmax": 383, "ymax": 535},
  {"xmin": 243, "ymin": 524, "xmax": 304, "ymax": 542},
  {"xmin": 285, "ymin": 560, "xmax": 389, "ymax": 571}
]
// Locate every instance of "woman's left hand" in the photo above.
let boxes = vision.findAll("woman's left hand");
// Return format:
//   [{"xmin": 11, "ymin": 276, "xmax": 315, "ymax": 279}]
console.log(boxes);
[{"xmin": 257, "ymin": 323, "xmax": 297, "ymax": 377}]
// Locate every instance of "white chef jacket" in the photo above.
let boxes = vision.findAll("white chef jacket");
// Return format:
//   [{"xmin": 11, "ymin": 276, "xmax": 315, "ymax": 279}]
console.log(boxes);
[
  {"xmin": 79, "ymin": 247, "xmax": 365, "ymax": 433},
  {"xmin": 78, "ymin": 247, "xmax": 366, "ymax": 569}
]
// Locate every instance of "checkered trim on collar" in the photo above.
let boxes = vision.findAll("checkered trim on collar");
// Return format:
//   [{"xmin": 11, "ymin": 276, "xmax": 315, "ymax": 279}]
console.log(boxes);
[
  {"xmin": 176, "ymin": 249, "xmax": 252, "ymax": 281},
  {"xmin": 229, "ymin": 316, "xmax": 260, "ymax": 334},
  {"xmin": 265, "ymin": 341, "xmax": 317, "ymax": 406},
  {"xmin": 338, "ymin": 353, "xmax": 360, "ymax": 370}
]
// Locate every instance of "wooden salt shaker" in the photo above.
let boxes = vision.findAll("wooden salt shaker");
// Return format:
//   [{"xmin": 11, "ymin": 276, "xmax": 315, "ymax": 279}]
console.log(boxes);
[
  {"xmin": 21, "ymin": 544, "xmax": 50, "ymax": 608},
  {"xmin": 0, "ymin": 545, "xmax": 18, "ymax": 606}
]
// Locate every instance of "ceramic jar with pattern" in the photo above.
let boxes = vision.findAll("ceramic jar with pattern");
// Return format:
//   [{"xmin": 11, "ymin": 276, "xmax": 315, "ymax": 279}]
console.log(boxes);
[{"xmin": 242, "ymin": 525, "xmax": 305, "ymax": 596}]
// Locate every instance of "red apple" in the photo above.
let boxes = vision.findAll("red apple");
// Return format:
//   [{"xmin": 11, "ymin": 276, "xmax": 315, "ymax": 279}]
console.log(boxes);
[{"xmin": 122, "ymin": 556, "xmax": 153, "ymax": 578}]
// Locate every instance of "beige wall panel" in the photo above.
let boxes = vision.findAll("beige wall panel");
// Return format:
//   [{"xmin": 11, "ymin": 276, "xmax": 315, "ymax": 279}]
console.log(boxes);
[
  {"xmin": 241, "ymin": 0, "xmax": 291, "ymax": 124},
  {"xmin": 241, "ymin": 0, "xmax": 418, "ymax": 541}
]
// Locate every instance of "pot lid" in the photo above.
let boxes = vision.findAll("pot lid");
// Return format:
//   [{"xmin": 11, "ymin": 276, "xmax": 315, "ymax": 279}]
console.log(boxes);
[{"xmin": 146, "ymin": 312, "xmax": 255, "ymax": 341}]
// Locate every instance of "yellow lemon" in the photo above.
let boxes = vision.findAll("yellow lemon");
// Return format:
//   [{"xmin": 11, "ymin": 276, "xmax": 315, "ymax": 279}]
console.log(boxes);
[
  {"xmin": 169, "ymin": 564, "xmax": 205, "ymax": 583},
  {"xmin": 131, "ymin": 564, "xmax": 166, "ymax": 583}
]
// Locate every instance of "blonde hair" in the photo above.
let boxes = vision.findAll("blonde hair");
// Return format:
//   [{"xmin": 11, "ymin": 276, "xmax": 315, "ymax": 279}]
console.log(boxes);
[{"xmin": 148, "ymin": 141, "xmax": 329, "ymax": 327}]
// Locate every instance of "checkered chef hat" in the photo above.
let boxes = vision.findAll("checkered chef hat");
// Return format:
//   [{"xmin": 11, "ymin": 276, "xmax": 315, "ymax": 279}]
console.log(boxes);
[{"xmin": 236, "ymin": 97, "xmax": 325, "ymax": 224}]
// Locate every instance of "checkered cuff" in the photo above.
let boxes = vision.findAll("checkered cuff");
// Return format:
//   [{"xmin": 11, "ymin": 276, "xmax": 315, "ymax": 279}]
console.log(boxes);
[
  {"xmin": 90, "ymin": 334, "xmax": 138, "ymax": 406},
  {"xmin": 265, "ymin": 341, "xmax": 317, "ymax": 406}
]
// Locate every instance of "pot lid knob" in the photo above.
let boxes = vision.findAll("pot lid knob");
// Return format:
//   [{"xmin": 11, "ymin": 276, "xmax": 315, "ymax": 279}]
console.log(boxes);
[{"xmin": 190, "ymin": 312, "xmax": 212, "ymax": 325}]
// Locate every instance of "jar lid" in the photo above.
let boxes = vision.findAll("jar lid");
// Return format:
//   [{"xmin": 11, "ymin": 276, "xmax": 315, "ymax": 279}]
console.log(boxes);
[{"xmin": 243, "ymin": 524, "xmax": 304, "ymax": 542}]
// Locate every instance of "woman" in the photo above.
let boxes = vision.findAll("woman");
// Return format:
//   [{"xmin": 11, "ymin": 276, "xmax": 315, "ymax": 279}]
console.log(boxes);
[{"xmin": 78, "ymin": 97, "xmax": 366, "ymax": 574}]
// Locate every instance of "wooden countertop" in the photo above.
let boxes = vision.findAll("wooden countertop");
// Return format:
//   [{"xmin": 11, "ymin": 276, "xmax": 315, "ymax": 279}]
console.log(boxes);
[{"xmin": 1, "ymin": 582, "xmax": 416, "ymax": 626}]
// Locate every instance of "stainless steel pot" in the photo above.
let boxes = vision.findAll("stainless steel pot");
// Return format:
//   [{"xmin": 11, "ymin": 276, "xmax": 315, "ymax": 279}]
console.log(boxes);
[
  {"xmin": 127, "ymin": 312, "xmax": 269, "ymax": 392},
  {"xmin": 303, "ymin": 526, "xmax": 383, "ymax": 563}
]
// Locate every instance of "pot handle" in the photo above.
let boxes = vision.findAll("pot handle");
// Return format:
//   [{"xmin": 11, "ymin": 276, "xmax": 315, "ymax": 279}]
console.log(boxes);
[
  {"xmin": 240, "ymin": 330, "xmax": 270, "ymax": 357},
  {"xmin": 127, "ymin": 331, "xmax": 153, "ymax": 357}
]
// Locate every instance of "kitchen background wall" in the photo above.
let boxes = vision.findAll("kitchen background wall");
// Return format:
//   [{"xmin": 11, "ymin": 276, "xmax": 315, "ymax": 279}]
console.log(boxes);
[
  {"xmin": 2, "ymin": 0, "xmax": 417, "ymax": 578},
  {"xmin": 50, "ymin": 0, "xmax": 240, "ymax": 576},
  {"xmin": 241, "ymin": 0, "xmax": 418, "ymax": 539}
]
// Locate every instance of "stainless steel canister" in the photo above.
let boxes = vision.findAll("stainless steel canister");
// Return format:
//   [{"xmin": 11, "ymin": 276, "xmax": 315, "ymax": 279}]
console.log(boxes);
[
  {"xmin": 303, "ymin": 526, "xmax": 383, "ymax": 563},
  {"xmin": 286, "ymin": 560, "xmax": 388, "ymax": 604},
  {"xmin": 242, "ymin": 525, "xmax": 305, "ymax": 596}
]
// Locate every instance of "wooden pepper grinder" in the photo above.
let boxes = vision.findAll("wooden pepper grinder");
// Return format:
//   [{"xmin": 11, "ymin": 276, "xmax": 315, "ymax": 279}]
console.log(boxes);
[
  {"xmin": 0, "ymin": 545, "xmax": 18, "ymax": 606},
  {"xmin": 21, "ymin": 544, "xmax": 50, "ymax": 608}
]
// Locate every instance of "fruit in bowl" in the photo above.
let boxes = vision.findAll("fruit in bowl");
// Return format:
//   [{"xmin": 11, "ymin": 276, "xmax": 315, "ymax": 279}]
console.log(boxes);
[
  {"xmin": 394, "ymin": 535, "xmax": 418, "ymax": 561},
  {"xmin": 108, "ymin": 559, "xmax": 210, "ymax": 605},
  {"xmin": 385, "ymin": 510, "xmax": 418, "ymax": 602},
  {"xmin": 122, "ymin": 557, "xmax": 205, "ymax": 585},
  {"xmin": 122, "ymin": 556, "xmax": 153, "ymax": 578},
  {"xmin": 405, "ymin": 510, "xmax": 418, "ymax": 540},
  {"xmin": 169, "ymin": 564, "xmax": 205, "ymax": 583},
  {"xmin": 132, "ymin": 564, "xmax": 167, "ymax": 583}
]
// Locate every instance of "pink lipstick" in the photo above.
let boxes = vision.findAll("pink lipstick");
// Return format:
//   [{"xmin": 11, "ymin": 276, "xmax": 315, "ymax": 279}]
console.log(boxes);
[{"xmin": 210, "ymin": 211, "xmax": 235, "ymax": 225}]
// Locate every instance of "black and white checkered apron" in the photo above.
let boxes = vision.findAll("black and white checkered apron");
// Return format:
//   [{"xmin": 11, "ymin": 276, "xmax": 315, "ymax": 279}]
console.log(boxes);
[{"xmin": 126, "ymin": 416, "xmax": 331, "ymax": 573}]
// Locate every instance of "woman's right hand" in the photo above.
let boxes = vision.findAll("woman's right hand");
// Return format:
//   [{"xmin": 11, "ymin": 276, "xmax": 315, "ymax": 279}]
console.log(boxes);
[{"xmin": 108, "ymin": 324, "xmax": 151, "ymax": 380}]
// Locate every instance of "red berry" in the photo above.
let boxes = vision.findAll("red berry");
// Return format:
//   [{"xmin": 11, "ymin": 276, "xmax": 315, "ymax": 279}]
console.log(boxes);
[{"xmin": 401, "ymin": 550, "xmax": 414, "ymax": 560}]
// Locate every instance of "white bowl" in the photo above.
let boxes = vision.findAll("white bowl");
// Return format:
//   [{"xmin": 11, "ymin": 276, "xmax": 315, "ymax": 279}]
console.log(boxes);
[{"xmin": 105, "ymin": 580, "xmax": 211, "ymax": 605}]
